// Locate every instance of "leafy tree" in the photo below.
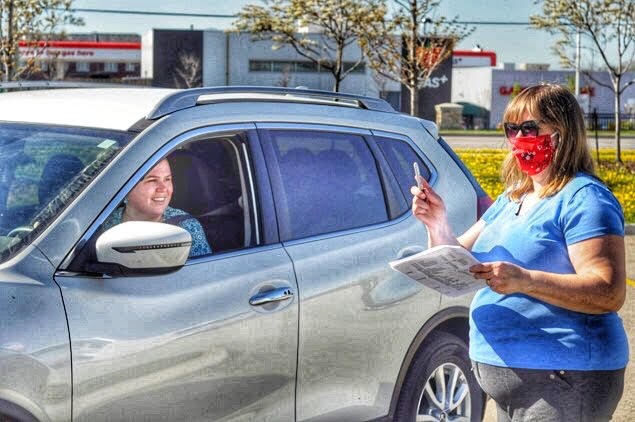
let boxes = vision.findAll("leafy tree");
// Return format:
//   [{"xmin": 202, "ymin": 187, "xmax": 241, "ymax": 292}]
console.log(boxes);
[
  {"xmin": 359, "ymin": 0, "xmax": 472, "ymax": 117},
  {"xmin": 234, "ymin": 0, "xmax": 387, "ymax": 92},
  {"xmin": 531, "ymin": 0, "xmax": 635, "ymax": 163},
  {"xmin": 0, "ymin": 0, "xmax": 83, "ymax": 82}
]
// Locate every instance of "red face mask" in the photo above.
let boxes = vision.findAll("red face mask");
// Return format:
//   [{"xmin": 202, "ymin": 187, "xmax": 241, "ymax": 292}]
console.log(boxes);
[{"xmin": 509, "ymin": 133, "xmax": 557, "ymax": 175}]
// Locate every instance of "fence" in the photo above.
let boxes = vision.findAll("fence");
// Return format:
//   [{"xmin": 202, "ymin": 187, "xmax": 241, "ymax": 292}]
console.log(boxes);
[{"xmin": 585, "ymin": 112, "xmax": 635, "ymax": 131}]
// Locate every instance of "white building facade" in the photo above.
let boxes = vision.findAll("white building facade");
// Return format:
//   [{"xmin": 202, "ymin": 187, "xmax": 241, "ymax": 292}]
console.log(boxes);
[{"xmin": 452, "ymin": 67, "xmax": 635, "ymax": 128}]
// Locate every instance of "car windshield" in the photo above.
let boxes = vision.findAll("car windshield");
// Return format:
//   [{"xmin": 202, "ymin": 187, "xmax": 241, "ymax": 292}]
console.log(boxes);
[{"xmin": 0, "ymin": 123, "xmax": 134, "ymax": 263}]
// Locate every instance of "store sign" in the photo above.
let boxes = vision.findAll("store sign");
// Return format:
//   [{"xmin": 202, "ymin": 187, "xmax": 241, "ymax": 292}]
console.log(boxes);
[
  {"xmin": 19, "ymin": 47, "xmax": 139, "ymax": 61},
  {"xmin": 423, "ymin": 74, "xmax": 449, "ymax": 88}
]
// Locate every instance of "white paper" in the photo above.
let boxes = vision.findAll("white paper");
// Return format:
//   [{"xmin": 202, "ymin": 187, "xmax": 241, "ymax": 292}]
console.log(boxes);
[{"xmin": 390, "ymin": 245, "xmax": 484, "ymax": 297}]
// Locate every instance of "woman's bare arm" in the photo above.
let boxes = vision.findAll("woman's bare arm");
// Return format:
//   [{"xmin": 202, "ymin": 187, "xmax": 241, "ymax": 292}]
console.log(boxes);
[{"xmin": 470, "ymin": 234, "xmax": 626, "ymax": 314}]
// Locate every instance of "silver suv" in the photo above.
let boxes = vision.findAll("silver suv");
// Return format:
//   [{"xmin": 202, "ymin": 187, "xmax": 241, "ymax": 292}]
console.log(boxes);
[{"xmin": 0, "ymin": 86, "xmax": 491, "ymax": 422}]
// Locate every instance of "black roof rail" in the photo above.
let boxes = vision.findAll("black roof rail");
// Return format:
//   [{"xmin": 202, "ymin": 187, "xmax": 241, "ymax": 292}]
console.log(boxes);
[{"xmin": 146, "ymin": 86, "xmax": 396, "ymax": 119}]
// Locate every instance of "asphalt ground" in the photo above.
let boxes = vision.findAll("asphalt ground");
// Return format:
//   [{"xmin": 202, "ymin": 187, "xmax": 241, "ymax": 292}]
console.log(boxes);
[
  {"xmin": 480, "ymin": 235, "xmax": 635, "ymax": 421},
  {"xmin": 442, "ymin": 134, "xmax": 635, "ymax": 150}
]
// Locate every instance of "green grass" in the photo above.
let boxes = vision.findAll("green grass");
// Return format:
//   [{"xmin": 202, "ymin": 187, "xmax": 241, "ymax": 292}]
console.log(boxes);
[{"xmin": 455, "ymin": 148, "xmax": 635, "ymax": 224}]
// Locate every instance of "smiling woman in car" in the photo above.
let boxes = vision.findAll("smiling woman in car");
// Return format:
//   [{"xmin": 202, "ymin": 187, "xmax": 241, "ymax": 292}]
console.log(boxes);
[
  {"xmin": 101, "ymin": 158, "xmax": 212, "ymax": 258},
  {"xmin": 411, "ymin": 83, "xmax": 628, "ymax": 421}
]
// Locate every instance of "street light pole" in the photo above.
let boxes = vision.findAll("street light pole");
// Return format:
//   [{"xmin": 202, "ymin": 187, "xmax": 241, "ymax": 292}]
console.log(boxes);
[{"xmin": 575, "ymin": 31, "xmax": 581, "ymax": 98}]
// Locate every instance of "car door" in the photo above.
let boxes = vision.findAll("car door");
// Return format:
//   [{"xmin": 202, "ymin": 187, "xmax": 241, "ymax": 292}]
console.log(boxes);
[
  {"xmin": 55, "ymin": 128, "xmax": 299, "ymax": 421},
  {"xmin": 259, "ymin": 124, "xmax": 442, "ymax": 421}
]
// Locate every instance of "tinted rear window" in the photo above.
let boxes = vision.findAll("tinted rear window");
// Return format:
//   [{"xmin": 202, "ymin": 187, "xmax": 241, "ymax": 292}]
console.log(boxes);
[
  {"xmin": 375, "ymin": 136, "xmax": 431, "ymax": 204},
  {"xmin": 268, "ymin": 130, "xmax": 388, "ymax": 240}
]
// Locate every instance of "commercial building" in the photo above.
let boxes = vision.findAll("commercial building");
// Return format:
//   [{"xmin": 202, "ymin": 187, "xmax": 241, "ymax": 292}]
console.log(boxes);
[
  {"xmin": 19, "ymin": 29, "xmax": 634, "ymax": 128},
  {"xmin": 452, "ymin": 65, "xmax": 635, "ymax": 129},
  {"xmin": 18, "ymin": 33, "xmax": 141, "ymax": 81},
  {"xmin": 141, "ymin": 29, "xmax": 480, "ymax": 121}
]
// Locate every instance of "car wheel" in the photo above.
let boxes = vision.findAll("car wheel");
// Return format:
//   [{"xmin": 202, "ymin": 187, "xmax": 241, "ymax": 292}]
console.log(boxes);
[{"xmin": 395, "ymin": 331, "xmax": 484, "ymax": 422}]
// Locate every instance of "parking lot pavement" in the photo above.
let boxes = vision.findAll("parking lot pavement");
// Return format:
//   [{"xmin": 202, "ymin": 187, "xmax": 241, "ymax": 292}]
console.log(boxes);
[
  {"xmin": 442, "ymin": 135, "xmax": 635, "ymax": 150},
  {"xmin": 614, "ymin": 235, "xmax": 635, "ymax": 422},
  {"xmin": 482, "ymin": 234, "xmax": 635, "ymax": 421}
]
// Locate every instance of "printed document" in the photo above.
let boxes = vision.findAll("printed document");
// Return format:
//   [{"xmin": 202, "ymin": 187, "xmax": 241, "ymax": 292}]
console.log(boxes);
[{"xmin": 390, "ymin": 245, "xmax": 484, "ymax": 297}]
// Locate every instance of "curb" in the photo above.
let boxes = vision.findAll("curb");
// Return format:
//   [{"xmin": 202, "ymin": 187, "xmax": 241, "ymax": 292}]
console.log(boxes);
[{"xmin": 627, "ymin": 225, "xmax": 635, "ymax": 235}]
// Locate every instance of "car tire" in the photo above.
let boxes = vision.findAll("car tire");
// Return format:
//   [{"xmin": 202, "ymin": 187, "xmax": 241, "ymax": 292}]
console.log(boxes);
[{"xmin": 395, "ymin": 331, "xmax": 484, "ymax": 422}]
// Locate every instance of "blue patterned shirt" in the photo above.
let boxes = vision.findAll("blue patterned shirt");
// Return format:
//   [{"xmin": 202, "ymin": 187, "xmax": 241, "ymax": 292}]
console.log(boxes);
[{"xmin": 102, "ymin": 206, "xmax": 212, "ymax": 258}]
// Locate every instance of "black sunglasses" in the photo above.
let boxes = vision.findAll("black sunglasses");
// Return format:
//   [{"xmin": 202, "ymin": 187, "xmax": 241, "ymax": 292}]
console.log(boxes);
[{"xmin": 503, "ymin": 120, "xmax": 542, "ymax": 138}]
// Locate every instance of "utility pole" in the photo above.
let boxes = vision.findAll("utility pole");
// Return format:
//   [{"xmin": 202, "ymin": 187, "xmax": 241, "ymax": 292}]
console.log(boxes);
[{"xmin": 574, "ymin": 31, "xmax": 581, "ymax": 98}]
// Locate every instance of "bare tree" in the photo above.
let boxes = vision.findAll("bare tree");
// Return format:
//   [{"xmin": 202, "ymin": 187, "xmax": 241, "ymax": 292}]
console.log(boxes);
[
  {"xmin": 173, "ymin": 51, "xmax": 202, "ymax": 88},
  {"xmin": 278, "ymin": 63, "xmax": 292, "ymax": 87},
  {"xmin": 531, "ymin": 0, "xmax": 635, "ymax": 163},
  {"xmin": 234, "ymin": 0, "xmax": 387, "ymax": 92},
  {"xmin": 0, "ymin": 0, "xmax": 83, "ymax": 81},
  {"xmin": 359, "ymin": 0, "xmax": 473, "ymax": 116}
]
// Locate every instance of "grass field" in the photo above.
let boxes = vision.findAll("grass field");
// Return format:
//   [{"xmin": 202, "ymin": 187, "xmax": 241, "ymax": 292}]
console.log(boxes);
[{"xmin": 455, "ymin": 149, "xmax": 635, "ymax": 223}]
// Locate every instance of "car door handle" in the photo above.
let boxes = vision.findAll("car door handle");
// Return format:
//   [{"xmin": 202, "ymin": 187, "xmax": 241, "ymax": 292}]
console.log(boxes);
[
  {"xmin": 396, "ymin": 245, "xmax": 425, "ymax": 260},
  {"xmin": 249, "ymin": 287, "xmax": 294, "ymax": 306}
]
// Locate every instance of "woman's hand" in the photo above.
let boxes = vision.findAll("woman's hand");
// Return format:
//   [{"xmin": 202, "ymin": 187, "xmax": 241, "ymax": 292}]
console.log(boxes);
[
  {"xmin": 469, "ymin": 261, "xmax": 529, "ymax": 295},
  {"xmin": 410, "ymin": 177, "xmax": 447, "ymax": 228}
]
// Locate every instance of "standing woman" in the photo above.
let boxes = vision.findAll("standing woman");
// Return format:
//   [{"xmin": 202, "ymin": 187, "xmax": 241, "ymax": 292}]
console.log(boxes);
[{"xmin": 411, "ymin": 84, "xmax": 628, "ymax": 421}]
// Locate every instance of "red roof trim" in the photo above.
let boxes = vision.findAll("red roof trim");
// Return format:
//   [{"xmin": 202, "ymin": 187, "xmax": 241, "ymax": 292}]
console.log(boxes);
[
  {"xmin": 18, "ymin": 40, "xmax": 140, "ymax": 50},
  {"xmin": 452, "ymin": 50, "xmax": 497, "ymax": 66}
]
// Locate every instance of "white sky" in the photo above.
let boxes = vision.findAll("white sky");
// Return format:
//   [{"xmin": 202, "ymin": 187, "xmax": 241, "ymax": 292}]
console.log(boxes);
[{"xmin": 68, "ymin": 0, "xmax": 565, "ymax": 69}]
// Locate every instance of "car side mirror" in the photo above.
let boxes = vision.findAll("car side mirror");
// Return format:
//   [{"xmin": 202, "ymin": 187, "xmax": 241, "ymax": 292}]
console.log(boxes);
[{"xmin": 95, "ymin": 221, "xmax": 191, "ymax": 276}]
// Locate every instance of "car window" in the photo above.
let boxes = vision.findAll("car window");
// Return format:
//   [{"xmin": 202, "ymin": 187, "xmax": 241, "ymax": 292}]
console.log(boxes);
[
  {"xmin": 267, "ymin": 130, "xmax": 388, "ymax": 241},
  {"xmin": 169, "ymin": 135, "xmax": 257, "ymax": 254},
  {"xmin": 375, "ymin": 136, "xmax": 431, "ymax": 206},
  {"xmin": 0, "ymin": 123, "xmax": 133, "ymax": 263},
  {"xmin": 94, "ymin": 134, "xmax": 255, "ymax": 263}
]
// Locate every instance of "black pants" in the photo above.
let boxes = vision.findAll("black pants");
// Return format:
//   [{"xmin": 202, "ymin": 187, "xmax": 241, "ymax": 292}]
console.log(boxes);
[{"xmin": 472, "ymin": 361, "xmax": 625, "ymax": 422}]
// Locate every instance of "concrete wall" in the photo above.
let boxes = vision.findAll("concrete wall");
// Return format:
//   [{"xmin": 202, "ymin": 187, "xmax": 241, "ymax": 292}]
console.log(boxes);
[
  {"xmin": 489, "ymin": 69, "xmax": 571, "ymax": 128},
  {"xmin": 451, "ymin": 67, "xmax": 493, "ymax": 109},
  {"xmin": 225, "ymin": 31, "xmax": 375, "ymax": 95},
  {"xmin": 202, "ymin": 31, "xmax": 228, "ymax": 86},
  {"xmin": 141, "ymin": 31, "xmax": 153, "ymax": 79},
  {"xmin": 454, "ymin": 67, "xmax": 635, "ymax": 129}
]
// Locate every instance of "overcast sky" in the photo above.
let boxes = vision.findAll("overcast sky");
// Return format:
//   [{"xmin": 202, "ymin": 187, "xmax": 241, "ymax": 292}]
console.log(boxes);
[{"xmin": 68, "ymin": 0, "xmax": 566, "ymax": 69}]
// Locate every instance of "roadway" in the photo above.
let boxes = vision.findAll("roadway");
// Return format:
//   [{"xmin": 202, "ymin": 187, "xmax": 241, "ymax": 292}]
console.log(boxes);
[{"xmin": 442, "ymin": 134, "xmax": 635, "ymax": 150}]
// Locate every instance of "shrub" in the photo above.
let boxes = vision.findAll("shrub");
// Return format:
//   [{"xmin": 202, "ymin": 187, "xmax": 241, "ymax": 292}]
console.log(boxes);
[{"xmin": 456, "ymin": 149, "xmax": 635, "ymax": 223}]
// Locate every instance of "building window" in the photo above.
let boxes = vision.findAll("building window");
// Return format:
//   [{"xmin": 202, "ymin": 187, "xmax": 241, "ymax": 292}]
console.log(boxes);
[
  {"xmin": 249, "ymin": 61, "xmax": 272, "ymax": 72},
  {"xmin": 295, "ymin": 61, "xmax": 318, "ymax": 72},
  {"xmin": 272, "ymin": 61, "xmax": 294, "ymax": 72},
  {"xmin": 104, "ymin": 62, "xmax": 118, "ymax": 73},
  {"xmin": 343, "ymin": 62, "xmax": 365, "ymax": 73},
  {"xmin": 248, "ymin": 60, "xmax": 364, "ymax": 74},
  {"xmin": 76, "ymin": 62, "xmax": 90, "ymax": 73},
  {"xmin": 125, "ymin": 62, "xmax": 136, "ymax": 72}
]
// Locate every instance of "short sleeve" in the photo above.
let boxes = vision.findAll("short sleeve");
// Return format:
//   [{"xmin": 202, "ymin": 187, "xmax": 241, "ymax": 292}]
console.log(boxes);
[
  {"xmin": 481, "ymin": 193, "xmax": 511, "ymax": 223},
  {"xmin": 561, "ymin": 183, "xmax": 624, "ymax": 245}
]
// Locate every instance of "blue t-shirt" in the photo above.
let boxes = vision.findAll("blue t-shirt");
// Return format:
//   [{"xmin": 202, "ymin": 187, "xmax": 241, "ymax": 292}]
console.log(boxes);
[
  {"xmin": 469, "ymin": 173, "xmax": 629, "ymax": 370},
  {"xmin": 102, "ymin": 206, "xmax": 212, "ymax": 258}
]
